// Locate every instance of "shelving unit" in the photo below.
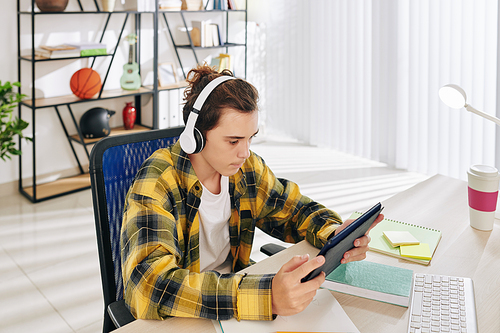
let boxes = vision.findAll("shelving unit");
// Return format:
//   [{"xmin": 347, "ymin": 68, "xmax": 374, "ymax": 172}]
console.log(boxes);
[
  {"xmin": 161, "ymin": 5, "xmax": 247, "ymax": 79},
  {"xmin": 17, "ymin": 0, "xmax": 247, "ymax": 202}
]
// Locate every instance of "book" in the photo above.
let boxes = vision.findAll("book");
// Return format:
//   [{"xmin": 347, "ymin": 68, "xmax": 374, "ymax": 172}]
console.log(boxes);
[
  {"xmin": 80, "ymin": 48, "xmax": 107, "ymax": 57},
  {"xmin": 322, "ymin": 260, "xmax": 413, "ymax": 307},
  {"xmin": 213, "ymin": 289, "xmax": 359, "ymax": 333},
  {"xmin": 182, "ymin": 0, "xmax": 202, "ymax": 10},
  {"xmin": 383, "ymin": 230, "xmax": 420, "ymax": 247},
  {"xmin": 65, "ymin": 42, "xmax": 107, "ymax": 57},
  {"xmin": 39, "ymin": 44, "xmax": 76, "ymax": 51},
  {"xmin": 191, "ymin": 20, "xmax": 221, "ymax": 47},
  {"xmin": 350, "ymin": 212, "xmax": 442, "ymax": 265},
  {"xmin": 34, "ymin": 47, "xmax": 80, "ymax": 59},
  {"xmin": 159, "ymin": 0, "xmax": 182, "ymax": 10},
  {"xmin": 65, "ymin": 42, "xmax": 107, "ymax": 50},
  {"xmin": 400, "ymin": 243, "xmax": 432, "ymax": 260},
  {"xmin": 191, "ymin": 20, "xmax": 206, "ymax": 47}
]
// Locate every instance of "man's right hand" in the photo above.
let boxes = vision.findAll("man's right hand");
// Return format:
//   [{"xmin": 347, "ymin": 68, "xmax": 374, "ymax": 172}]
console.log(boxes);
[{"xmin": 271, "ymin": 254, "xmax": 326, "ymax": 316}]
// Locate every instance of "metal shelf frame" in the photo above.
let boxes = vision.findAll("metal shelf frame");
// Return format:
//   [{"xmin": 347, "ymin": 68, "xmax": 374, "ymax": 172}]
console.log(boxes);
[
  {"xmin": 161, "ymin": 1, "xmax": 248, "ymax": 79},
  {"xmin": 16, "ymin": 0, "xmax": 247, "ymax": 203},
  {"xmin": 16, "ymin": 0, "xmax": 161, "ymax": 202}
]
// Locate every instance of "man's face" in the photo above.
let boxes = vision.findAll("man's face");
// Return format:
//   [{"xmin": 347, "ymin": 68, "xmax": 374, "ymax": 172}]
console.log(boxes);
[{"xmin": 200, "ymin": 108, "xmax": 259, "ymax": 177}]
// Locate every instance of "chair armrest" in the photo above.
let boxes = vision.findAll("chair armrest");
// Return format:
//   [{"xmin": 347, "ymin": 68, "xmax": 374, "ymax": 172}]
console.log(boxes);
[
  {"xmin": 260, "ymin": 243, "xmax": 286, "ymax": 256},
  {"xmin": 107, "ymin": 299, "xmax": 136, "ymax": 328}
]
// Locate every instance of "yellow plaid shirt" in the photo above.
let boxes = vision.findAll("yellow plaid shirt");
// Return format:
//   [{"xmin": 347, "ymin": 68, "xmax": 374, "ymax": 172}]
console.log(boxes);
[{"xmin": 121, "ymin": 141, "xmax": 342, "ymax": 321}]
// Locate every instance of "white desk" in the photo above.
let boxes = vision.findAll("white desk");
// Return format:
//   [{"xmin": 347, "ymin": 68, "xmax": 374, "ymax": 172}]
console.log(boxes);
[{"xmin": 114, "ymin": 174, "xmax": 500, "ymax": 332}]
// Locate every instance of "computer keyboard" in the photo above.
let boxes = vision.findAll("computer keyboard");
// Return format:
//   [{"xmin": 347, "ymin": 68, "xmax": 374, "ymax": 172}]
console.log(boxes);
[{"xmin": 407, "ymin": 273, "xmax": 478, "ymax": 333}]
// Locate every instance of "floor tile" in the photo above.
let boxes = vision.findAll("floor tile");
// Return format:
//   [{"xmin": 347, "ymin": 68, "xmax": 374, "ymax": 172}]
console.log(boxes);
[
  {"xmin": 0, "ymin": 207, "xmax": 97, "ymax": 274},
  {"xmin": 75, "ymin": 319, "xmax": 103, "ymax": 333},
  {"xmin": 0, "ymin": 247, "xmax": 25, "ymax": 283},
  {"xmin": 0, "ymin": 274, "xmax": 72, "ymax": 333},
  {"xmin": 27, "ymin": 251, "xmax": 103, "ymax": 332}
]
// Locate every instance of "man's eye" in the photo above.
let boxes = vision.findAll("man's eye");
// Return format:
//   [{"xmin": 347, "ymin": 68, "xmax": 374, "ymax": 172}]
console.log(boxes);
[{"xmin": 230, "ymin": 140, "xmax": 238, "ymax": 145}]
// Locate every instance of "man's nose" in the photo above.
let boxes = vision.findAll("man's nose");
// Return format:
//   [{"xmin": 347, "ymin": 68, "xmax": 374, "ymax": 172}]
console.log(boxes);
[{"xmin": 238, "ymin": 140, "xmax": 251, "ymax": 159}]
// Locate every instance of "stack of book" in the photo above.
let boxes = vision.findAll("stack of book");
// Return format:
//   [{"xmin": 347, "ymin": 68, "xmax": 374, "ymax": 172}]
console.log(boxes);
[
  {"xmin": 65, "ymin": 42, "xmax": 107, "ymax": 57},
  {"xmin": 191, "ymin": 20, "xmax": 222, "ymax": 47},
  {"xmin": 33, "ymin": 42, "xmax": 107, "ymax": 59},
  {"xmin": 34, "ymin": 45, "xmax": 80, "ymax": 59},
  {"xmin": 159, "ymin": 0, "xmax": 182, "ymax": 10},
  {"xmin": 210, "ymin": 53, "xmax": 233, "ymax": 73}
]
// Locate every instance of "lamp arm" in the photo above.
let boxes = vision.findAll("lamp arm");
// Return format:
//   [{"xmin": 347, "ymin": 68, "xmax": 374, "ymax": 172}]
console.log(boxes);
[{"xmin": 465, "ymin": 104, "xmax": 500, "ymax": 127}]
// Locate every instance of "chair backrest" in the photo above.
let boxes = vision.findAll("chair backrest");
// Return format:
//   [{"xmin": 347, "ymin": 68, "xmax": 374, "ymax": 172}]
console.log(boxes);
[{"xmin": 89, "ymin": 126, "xmax": 184, "ymax": 311}]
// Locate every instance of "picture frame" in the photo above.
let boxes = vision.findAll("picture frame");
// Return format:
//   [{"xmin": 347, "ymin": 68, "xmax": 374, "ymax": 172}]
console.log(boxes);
[{"xmin": 158, "ymin": 62, "xmax": 178, "ymax": 88}]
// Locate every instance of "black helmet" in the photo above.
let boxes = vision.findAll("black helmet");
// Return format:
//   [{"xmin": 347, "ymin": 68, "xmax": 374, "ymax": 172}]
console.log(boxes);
[{"xmin": 79, "ymin": 107, "xmax": 116, "ymax": 139}]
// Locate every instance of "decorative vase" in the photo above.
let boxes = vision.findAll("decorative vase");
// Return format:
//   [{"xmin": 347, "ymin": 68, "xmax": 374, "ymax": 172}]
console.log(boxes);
[
  {"xmin": 101, "ymin": 0, "xmax": 116, "ymax": 12},
  {"xmin": 122, "ymin": 102, "xmax": 136, "ymax": 130},
  {"xmin": 35, "ymin": 0, "xmax": 69, "ymax": 12}
]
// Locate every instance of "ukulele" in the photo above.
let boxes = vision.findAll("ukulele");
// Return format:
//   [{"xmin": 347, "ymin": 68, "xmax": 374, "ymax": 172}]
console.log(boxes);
[{"xmin": 120, "ymin": 34, "xmax": 141, "ymax": 90}]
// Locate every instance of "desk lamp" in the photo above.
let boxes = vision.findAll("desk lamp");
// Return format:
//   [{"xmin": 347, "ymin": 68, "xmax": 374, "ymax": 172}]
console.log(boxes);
[
  {"xmin": 439, "ymin": 84, "xmax": 500, "ymax": 125},
  {"xmin": 439, "ymin": 84, "xmax": 500, "ymax": 227}
]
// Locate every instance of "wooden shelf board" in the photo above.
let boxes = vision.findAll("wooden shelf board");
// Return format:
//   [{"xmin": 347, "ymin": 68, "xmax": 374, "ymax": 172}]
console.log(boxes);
[
  {"xmin": 176, "ymin": 43, "xmax": 245, "ymax": 49},
  {"xmin": 23, "ymin": 173, "xmax": 91, "ymax": 200},
  {"xmin": 70, "ymin": 124, "xmax": 151, "ymax": 144},
  {"xmin": 160, "ymin": 9, "xmax": 246, "ymax": 13},
  {"xmin": 21, "ymin": 54, "xmax": 111, "ymax": 61},
  {"xmin": 146, "ymin": 80, "xmax": 188, "ymax": 91},
  {"xmin": 22, "ymin": 87, "xmax": 153, "ymax": 108}
]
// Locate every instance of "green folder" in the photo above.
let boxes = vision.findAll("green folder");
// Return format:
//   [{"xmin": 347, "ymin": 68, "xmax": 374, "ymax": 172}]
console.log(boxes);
[{"xmin": 324, "ymin": 260, "xmax": 413, "ymax": 307}]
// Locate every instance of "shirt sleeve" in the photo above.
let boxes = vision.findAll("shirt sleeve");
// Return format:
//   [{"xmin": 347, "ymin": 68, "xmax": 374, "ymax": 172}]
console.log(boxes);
[
  {"xmin": 121, "ymin": 159, "xmax": 275, "ymax": 321},
  {"xmin": 249, "ymin": 153, "xmax": 343, "ymax": 248}
]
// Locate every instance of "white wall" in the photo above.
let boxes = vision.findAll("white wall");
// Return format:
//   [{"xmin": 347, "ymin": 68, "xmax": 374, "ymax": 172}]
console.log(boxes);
[{"xmin": 1, "ymin": 0, "xmax": 258, "ymax": 189}]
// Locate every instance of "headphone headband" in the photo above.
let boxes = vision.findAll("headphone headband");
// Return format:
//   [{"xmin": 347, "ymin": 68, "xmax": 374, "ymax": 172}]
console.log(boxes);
[
  {"xmin": 193, "ymin": 75, "xmax": 237, "ymax": 111},
  {"xmin": 180, "ymin": 75, "xmax": 237, "ymax": 154}
]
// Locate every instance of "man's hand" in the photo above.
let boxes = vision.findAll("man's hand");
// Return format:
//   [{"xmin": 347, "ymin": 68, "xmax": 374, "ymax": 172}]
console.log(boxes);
[
  {"xmin": 334, "ymin": 213, "xmax": 385, "ymax": 264},
  {"xmin": 271, "ymin": 254, "xmax": 325, "ymax": 316}
]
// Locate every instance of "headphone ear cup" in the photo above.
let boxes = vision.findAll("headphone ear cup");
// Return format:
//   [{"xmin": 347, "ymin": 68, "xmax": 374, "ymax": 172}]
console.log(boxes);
[{"xmin": 193, "ymin": 127, "xmax": 205, "ymax": 154}]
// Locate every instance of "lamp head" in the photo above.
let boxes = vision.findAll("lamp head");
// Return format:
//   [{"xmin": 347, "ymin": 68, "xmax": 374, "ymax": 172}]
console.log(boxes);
[{"xmin": 439, "ymin": 84, "xmax": 467, "ymax": 109}]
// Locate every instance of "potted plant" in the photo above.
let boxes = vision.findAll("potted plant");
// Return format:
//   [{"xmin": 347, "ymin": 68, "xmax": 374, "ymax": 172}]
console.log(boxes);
[{"xmin": 0, "ymin": 81, "xmax": 31, "ymax": 161}]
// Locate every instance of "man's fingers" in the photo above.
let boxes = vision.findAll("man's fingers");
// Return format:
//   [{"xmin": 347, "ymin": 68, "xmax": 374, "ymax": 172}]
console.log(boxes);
[
  {"xmin": 280, "ymin": 254, "xmax": 310, "ymax": 274},
  {"xmin": 293, "ymin": 255, "xmax": 325, "ymax": 280},
  {"xmin": 366, "ymin": 214, "xmax": 384, "ymax": 233}
]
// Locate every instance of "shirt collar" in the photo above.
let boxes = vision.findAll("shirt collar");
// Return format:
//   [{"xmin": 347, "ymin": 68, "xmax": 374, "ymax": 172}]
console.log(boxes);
[{"xmin": 170, "ymin": 140, "xmax": 249, "ymax": 198}]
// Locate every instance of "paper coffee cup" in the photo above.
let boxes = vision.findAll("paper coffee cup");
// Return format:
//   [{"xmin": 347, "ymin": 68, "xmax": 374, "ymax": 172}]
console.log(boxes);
[{"xmin": 467, "ymin": 165, "xmax": 500, "ymax": 231}]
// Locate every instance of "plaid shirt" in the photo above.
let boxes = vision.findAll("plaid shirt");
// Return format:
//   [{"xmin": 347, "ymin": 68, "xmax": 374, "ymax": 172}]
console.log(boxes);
[{"xmin": 121, "ymin": 141, "xmax": 342, "ymax": 321}]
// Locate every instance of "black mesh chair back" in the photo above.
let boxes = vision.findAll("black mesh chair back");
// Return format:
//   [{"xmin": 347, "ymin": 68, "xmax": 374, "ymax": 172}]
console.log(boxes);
[{"xmin": 89, "ymin": 126, "xmax": 184, "ymax": 332}]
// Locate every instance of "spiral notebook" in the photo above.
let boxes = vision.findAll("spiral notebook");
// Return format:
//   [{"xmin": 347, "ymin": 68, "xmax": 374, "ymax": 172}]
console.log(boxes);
[{"xmin": 349, "ymin": 212, "xmax": 442, "ymax": 265}]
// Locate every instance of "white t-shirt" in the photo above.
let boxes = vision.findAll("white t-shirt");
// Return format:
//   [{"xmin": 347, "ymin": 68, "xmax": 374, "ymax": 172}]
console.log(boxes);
[{"xmin": 198, "ymin": 175, "xmax": 232, "ymax": 272}]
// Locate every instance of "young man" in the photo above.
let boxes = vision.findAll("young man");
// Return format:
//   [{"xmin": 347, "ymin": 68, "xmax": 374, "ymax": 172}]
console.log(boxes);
[{"xmin": 120, "ymin": 65, "xmax": 383, "ymax": 321}]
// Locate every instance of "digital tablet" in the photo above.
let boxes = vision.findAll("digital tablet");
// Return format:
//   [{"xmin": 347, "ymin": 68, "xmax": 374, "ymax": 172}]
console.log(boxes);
[{"xmin": 301, "ymin": 202, "xmax": 384, "ymax": 282}]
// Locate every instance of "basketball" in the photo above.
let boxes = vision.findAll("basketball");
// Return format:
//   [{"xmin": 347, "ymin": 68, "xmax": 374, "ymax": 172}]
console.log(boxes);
[{"xmin": 70, "ymin": 68, "xmax": 102, "ymax": 99}]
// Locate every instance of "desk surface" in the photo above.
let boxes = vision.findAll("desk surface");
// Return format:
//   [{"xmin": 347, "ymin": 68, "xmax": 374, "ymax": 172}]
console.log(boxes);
[{"xmin": 114, "ymin": 174, "xmax": 500, "ymax": 332}]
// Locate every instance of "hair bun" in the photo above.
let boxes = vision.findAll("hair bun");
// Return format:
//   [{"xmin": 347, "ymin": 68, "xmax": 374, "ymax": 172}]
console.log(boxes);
[{"xmin": 185, "ymin": 63, "xmax": 233, "ymax": 98}]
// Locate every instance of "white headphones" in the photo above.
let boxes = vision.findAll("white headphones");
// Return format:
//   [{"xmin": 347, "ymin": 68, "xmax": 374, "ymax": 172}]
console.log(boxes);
[{"xmin": 179, "ymin": 75, "xmax": 237, "ymax": 154}]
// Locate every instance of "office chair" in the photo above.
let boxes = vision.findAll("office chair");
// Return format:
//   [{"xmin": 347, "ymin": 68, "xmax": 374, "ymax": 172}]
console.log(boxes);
[
  {"xmin": 89, "ymin": 126, "xmax": 184, "ymax": 332},
  {"xmin": 89, "ymin": 125, "xmax": 285, "ymax": 332}
]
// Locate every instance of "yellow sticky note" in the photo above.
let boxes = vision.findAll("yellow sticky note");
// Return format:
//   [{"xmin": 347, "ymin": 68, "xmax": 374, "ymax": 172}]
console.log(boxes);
[
  {"xmin": 383, "ymin": 230, "xmax": 420, "ymax": 247},
  {"xmin": 399, "ymin": 243, "xmax": 432, "ymax": 260}
]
